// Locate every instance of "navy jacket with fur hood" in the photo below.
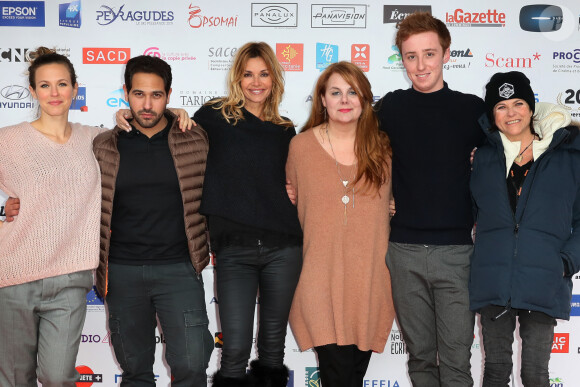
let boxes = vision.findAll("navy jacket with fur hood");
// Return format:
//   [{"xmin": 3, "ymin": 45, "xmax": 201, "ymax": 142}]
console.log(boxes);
[{"xmin": 469, "ymin": 103, "xmax": 580, "ymax": 319}]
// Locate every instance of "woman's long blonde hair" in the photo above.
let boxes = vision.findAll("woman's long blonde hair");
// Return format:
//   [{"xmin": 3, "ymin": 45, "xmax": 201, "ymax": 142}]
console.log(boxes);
[
  {"xmin": 209, "ymin": 42, "xmax": 292, "ymax": 127},
  {"xmin": 303, "ymin": 61, "xmax": 391, "ymax": 192}
]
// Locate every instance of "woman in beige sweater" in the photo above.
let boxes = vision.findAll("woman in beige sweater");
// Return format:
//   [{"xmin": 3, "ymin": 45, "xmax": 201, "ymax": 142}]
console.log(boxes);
[{"xmin": 286, "ymin": 61, "xmax": 395, "ymax": 387}]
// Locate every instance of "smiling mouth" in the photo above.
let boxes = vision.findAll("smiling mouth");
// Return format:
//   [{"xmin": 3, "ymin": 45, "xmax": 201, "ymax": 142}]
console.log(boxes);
[
  {"xmin": 248, "ymin": 89, "xmax": 265, "ymax": 95},
  {"xmin": 506, "ymin": 119, "xmax": 521, "ymax": 124}
]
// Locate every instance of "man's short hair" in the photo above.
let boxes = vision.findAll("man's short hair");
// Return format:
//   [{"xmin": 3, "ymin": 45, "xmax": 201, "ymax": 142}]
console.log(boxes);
[
  {"xmin": 395, "ymin": 12, "xmax": 451, "ymax": 54},
  {"xmin": 124, "ymin": 55, "xmax": 172, "ymax": 93}
]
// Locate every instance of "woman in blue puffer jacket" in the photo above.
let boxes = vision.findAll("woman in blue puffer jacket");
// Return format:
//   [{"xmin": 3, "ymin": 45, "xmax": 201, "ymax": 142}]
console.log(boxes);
[{"xmin": 470, "ymin": 71, "xmax": 580, "ymax": 386}]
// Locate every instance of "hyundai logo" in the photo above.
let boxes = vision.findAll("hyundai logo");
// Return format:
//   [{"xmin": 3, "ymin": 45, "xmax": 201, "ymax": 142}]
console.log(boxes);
[{"xmin": 1, "ymin": 85, "xmax": 30, "ymax": 100}]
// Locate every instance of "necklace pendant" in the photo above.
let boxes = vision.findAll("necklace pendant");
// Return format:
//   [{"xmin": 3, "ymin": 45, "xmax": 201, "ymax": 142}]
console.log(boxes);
[
  {"xmin": 341, "ymin": 195, "xmax": 350, "ymax": 204},
  {"xmin": 514, "ymin": 155, "xmax": 523, "ymax": 163},
  {"xmin": 342, "ymin": 180, "xmax": 348, "ymax": 187}
]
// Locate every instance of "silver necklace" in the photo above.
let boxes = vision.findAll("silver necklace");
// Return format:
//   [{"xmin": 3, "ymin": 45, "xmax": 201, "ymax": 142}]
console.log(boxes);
[{"xmin": 325, "ymin": 126, "xmax": 356, "ymax": 225}]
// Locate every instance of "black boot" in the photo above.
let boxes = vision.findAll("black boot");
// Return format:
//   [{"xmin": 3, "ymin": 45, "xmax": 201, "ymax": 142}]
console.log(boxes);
[
  {"xmin": 249, "ymin": 360, "xmax": 289, "ymax": 387},
  {"xmin": 212, "ymin": 370, "xmax": 251, "ymax": 387}
]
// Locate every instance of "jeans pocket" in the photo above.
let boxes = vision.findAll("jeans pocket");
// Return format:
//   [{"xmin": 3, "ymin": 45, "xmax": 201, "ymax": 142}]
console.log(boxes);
[{"xmin": 184, "ymin": 309, "xmax": 214, "ymax": 370}]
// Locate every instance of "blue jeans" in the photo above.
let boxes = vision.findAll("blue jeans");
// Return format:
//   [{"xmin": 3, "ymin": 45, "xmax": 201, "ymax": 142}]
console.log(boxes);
[
  {"xmin": 386, "ymin": 242, "xmax": 475, "ymax": 387},
  {"xmin": 106, "ymin": 261, "xmax": 213, "ymax": 387},
  {"xmin": 215, "ymin": 244, "xmax": 302, "ymax": 378},
  {"xmin": 480, "ymin": 305, "xmax": 555, "ymax": 387}
]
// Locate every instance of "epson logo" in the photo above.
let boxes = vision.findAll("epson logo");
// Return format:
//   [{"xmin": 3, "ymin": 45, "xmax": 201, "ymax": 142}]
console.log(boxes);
[
  {"xmin": 251, "ymin": 3, "xmax": 297, "ymax": 27},
  {"xmin": 383, "ymin": 5, "xmax": 432, "ymax": 24},
  {"xmin": 1, "ymin": 85, "xmax": 30, "ymax": 100},
  {"xmin": 520, "ymin": 4, "xmax": 563, "ymax": 32}
]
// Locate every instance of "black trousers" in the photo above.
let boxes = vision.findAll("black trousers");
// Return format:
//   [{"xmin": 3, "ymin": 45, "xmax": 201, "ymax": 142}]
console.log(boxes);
[
  {"xmin": 315, "ymin": 344, "xmax": 373, "ymax": 387},
  {"xmin": 215, "ymin": 244, "xmax": 302, "ymax": 378},
  {"xmin": 106, "ymin": 262, "xmax": 214, "ymax": 387}
]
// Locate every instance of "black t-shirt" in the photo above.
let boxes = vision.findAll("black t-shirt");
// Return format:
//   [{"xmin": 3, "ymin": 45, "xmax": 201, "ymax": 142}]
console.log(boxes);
[{"xmin": 109, "ymin": 118, "xmax": 189, "ymax": 265}]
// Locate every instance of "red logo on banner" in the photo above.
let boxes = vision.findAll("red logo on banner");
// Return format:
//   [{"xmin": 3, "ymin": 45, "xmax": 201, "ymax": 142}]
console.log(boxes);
[
  {"xmin": 75, "ymin": 365, "xmax": 103, "ymax": 386},
  {"xmin": 552, "ymin": 333, "xmax": 569, "ymax": 353},
  {"xmin": 351, "ymin": 44, "xmax": 370, "ymax": 72},
  {"xmin": 276, "ymin": 43, "xmax": 303, "ymax": 72},
  {"xmin": 82, "ymin": 48, "xmax": 130, "ymax": 64}
]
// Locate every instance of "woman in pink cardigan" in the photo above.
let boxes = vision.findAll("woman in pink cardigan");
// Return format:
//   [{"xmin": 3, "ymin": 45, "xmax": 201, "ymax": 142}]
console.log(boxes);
[{"xmin": 0, "ymin": 47, "xmax": 190, "ymax": 386}]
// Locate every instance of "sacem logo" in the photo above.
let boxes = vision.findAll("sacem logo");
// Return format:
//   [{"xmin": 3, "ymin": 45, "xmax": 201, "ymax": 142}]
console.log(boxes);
[
  {"xmin": 383, "ymin": 5, "xmax": 431, "ymax": 24},
  {"xmin": 83, "ymin": 48, "xmax": 130, "ymax": 64},
  {"xmin": 1, "ymin": 85, "xmax": 30, "ymax": 100},
  {"xmin": 251, "ymin": 3, "xmax": 297, "ymax": 27},
  {"xmin": 520, "ymin": 4, "xmax": 563, "ymax": 32}
]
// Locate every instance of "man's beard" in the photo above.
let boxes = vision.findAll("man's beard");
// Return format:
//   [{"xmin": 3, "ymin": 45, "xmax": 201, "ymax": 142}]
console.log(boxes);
[{"xmin": 132, "ymin": 108, "xmax": 163, "ymax": 129}]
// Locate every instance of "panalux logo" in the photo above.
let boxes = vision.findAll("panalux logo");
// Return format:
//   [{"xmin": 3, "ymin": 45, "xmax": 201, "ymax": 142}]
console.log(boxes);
[
  {"xmin": 251, "ymin": 3, "xmax": 297, "ymax": 27},
  {"xmin": 1, "ymin": 85, "xmax": 30, "ymax": 100},
  {"xmin": 520, "ymin": 4, "xmax": 563, "ymax": 32},
  {"xmin": 311, "ymin": 4, "xmax": 366, "ymax": 28},
  {"xmin": 383, "ymin": 5, "xmax": 431, "ymax": 24}
]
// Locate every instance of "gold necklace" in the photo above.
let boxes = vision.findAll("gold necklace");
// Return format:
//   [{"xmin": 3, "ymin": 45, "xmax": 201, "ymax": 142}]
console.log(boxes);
[
  {"xmin": 514, "ymin": 134, "xmax": 537, "ymax": 163},
  {"xmin": 325, "ymin": 125, "xmax": 356, "ymax": 225}
]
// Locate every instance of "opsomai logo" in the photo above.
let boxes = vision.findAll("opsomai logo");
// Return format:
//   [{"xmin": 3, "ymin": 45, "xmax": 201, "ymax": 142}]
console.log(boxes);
[
  {"xmin": 83, "ymin": 47, "xmax": 130, "ymax": 64},
  {"xmin": 188, "ymin": 4, "xmax": 237, "ymax": 28}
]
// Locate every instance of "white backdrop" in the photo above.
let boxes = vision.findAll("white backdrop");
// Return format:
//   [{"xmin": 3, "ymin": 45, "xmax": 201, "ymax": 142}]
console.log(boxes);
[{"xmin": 1, "ymin": 0, "xmax": 580, "ymax": 386}]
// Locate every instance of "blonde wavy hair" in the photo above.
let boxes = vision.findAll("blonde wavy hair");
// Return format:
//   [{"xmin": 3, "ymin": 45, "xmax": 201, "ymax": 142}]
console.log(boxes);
[{"xmin": 209, "ymin": 42, "xmax": 292, "ymax": 127}]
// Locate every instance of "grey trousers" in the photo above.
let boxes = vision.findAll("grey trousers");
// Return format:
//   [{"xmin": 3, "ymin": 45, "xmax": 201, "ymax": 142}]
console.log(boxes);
[
  {"xmin": 0, "ymin": 270, "xmax": 93, "ymax": 387},
  {"xmin": 386, "ymin": 242, "xmax": 475, "ymax": 387}
]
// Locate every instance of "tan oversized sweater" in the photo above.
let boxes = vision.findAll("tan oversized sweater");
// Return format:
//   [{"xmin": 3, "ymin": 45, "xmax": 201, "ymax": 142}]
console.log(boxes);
[
  {"xmin": 0, "ymin": 122, "xmax": 103, "ymax": 288},
  {"xmin": 286, "ymin": 129, "xmax": 395, "ymax": 352}
]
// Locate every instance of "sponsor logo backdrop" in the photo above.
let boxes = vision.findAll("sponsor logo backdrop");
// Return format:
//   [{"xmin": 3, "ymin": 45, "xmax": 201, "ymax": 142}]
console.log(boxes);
[{"xmin": 1, "ymin": 0, "xmax": 579, "ymax": 386}]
